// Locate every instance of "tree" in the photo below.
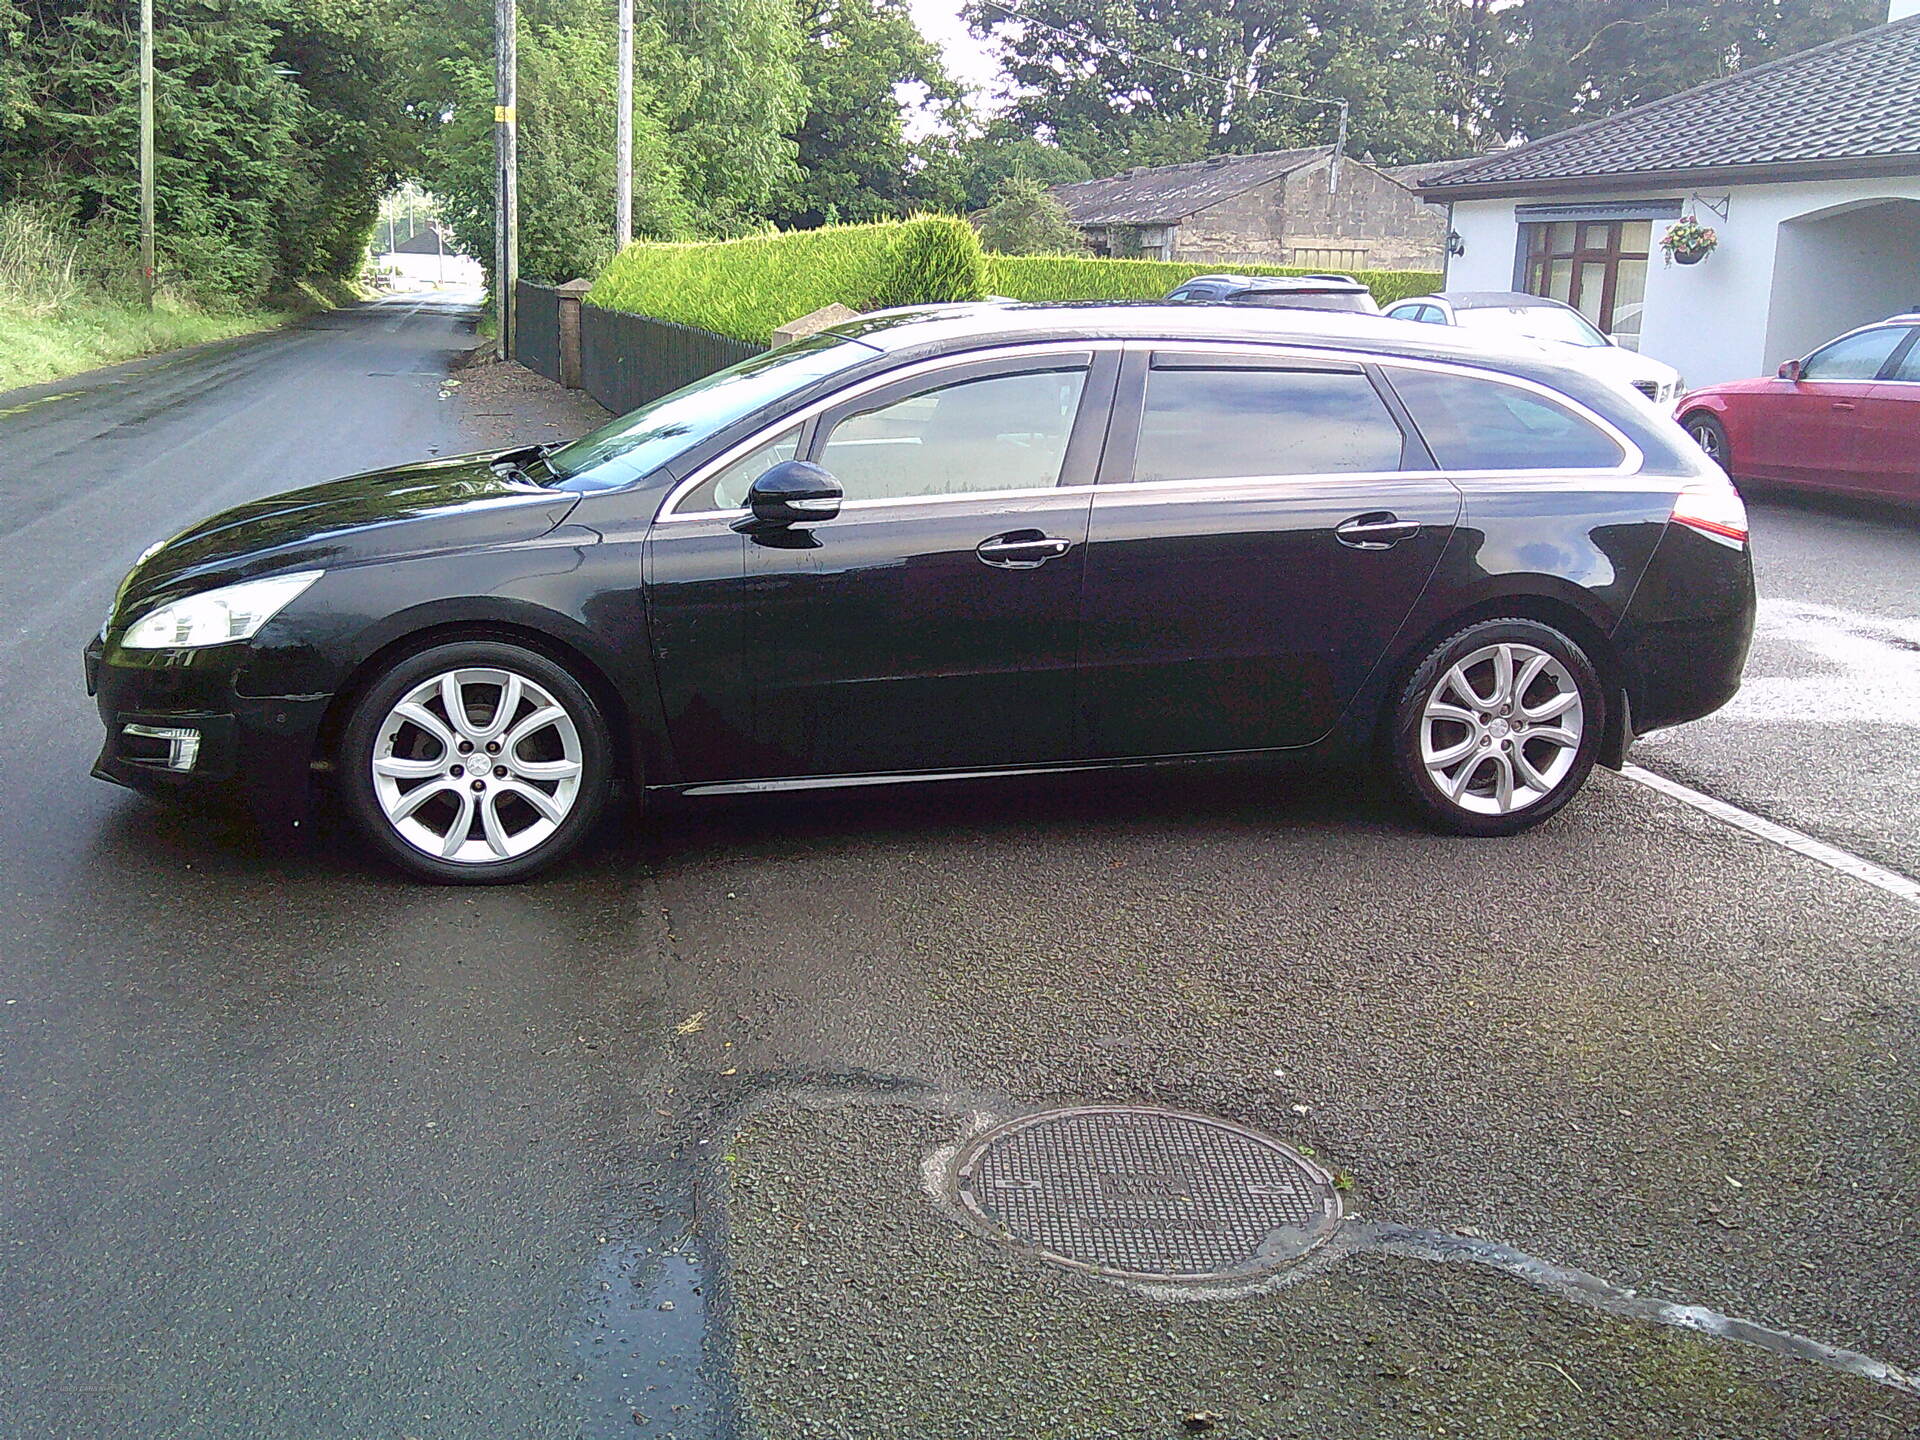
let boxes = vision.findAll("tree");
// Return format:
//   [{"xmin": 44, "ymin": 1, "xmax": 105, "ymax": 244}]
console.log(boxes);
[
  {"xmin": 0, "ymin": 0, "xmax": 329, "ymax": 297},
  {"xmin": 422, "ymin": 12, "xmax": 692, "ymax": 284},
  {"xmin": 910, "ymin": 126, "xmax": 1092, "ymax": 213},
  {"xmin": 973, "ymin": 174, "xmax": 1084, "ymax": 255},
  {"xmin": 1497, "ymin": 0, "xmax": 1883, "ymax": 139},
  {"xmin": 648, "ymin": 0, "xmax": 806, "ymax": 231},
  {"xmin": 963, "ymin": 0, "xmax": 1471, "ymax": 175},
  {"xmin": 772, "ymin": 0, "xmax": 960, "ymax": 229}
]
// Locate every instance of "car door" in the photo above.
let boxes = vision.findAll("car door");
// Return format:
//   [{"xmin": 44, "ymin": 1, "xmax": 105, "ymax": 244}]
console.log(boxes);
[
  {"xmin": 732, "ymin": 347, "xmax": 1119, "ymax": 779},
  {"xmin": 1747, "ymin": 325, "xmax": 1906, "ymax": 486},
  {"xmin": 1076, "ymin": 345, "xmax": 1461, "ymax": 758},
  {"xmin": 1858, "ymin": 327, "xmax": 1920, "ymax": 501}
]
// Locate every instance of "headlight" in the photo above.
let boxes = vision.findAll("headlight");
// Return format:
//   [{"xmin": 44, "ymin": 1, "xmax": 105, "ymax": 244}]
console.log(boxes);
[{"xmin": 122, "ymin": 571, "xmax": 323, "ymax": 650}]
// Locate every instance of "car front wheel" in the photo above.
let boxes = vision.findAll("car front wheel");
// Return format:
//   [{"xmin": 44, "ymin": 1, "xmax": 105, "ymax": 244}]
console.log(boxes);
[
  {"xmin": 1387, "ymin": 618, "xmax": 1604, "ymax": 836},
  {"xmin": 341, "ymin": 640, "xmax": 612, "ymax": 883},
  {"xmin": 1683, "ymin": 411, "xmax": 1730, "ymax": 472}
]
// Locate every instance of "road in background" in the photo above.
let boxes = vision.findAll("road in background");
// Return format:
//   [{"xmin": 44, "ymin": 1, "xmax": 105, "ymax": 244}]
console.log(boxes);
[{"xmin": 0, "ymin": 302, "xmax": 1914, "ymax": 1439}]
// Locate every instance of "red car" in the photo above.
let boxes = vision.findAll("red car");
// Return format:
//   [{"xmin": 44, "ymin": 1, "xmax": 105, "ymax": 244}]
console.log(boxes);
[{"xmin": 1676, "ymin": 314, "xmax": 1920, "ymax": 503}]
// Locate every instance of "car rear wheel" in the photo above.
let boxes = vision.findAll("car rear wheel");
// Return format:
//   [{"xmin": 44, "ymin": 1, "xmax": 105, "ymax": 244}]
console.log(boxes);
[
  {"xmin": 1683, "ymin": 411, "xmax": 1730, "ymax": 471},
  {"xmin": 1387, "ymin": 618, "xmax": 1604, "ymax": 836},
  {"xmin": 341, "ymin": 640, "xmax": 611, "ymax": 883}
]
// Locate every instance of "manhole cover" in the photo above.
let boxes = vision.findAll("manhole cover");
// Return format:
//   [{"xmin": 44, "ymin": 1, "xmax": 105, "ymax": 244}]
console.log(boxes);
[{"xmin": 950, "ymin": 1106, "xmax": 1341, "ymax": 1282}]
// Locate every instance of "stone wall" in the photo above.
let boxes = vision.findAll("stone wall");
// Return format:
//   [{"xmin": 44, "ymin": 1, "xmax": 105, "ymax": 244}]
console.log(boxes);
[
  {"xmin": 1161, "ymin": 158, "xmax": 1448, "ymax": 270},
  {"xmin": 1283, "ymin": 160, "xmax": 1449, "ymax": 270}
]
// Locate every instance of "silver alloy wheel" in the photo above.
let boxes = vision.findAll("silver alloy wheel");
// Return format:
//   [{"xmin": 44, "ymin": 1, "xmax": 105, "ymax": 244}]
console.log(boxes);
[
  {"xmin": 1418, "ymin": 642, "xmax": 1584, "ymax": 816},
  {"xmin": 369, "ymin": 667, "xmax": 584, "ymax": 863},
  {"xmin": 1688, "ymin": 418, "xmax": 1725, "ymax": 463}
]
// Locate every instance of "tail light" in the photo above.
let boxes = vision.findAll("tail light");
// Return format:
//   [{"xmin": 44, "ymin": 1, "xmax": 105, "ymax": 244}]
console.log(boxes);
[{"xmin": 1671, "ymin": 486, "xmax": 1749, "ymax": 548}]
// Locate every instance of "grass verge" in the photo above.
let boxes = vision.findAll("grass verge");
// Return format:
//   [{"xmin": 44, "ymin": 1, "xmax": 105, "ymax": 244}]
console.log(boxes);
[{"xmin": 0, "ymin": 279, "xmax": 365, "ymax": 396}]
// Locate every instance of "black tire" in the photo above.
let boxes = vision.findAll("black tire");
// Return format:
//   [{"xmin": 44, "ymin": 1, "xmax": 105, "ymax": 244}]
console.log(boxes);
[
  {"xmin": 340, "ymin": 640, "xmax": 612, "ymax": 883},
  {"xmin": 1386, "ymin": 617, "xmax": 1606, "ymax": 837},
  {"xmin": 1682, "ymin": 411, "xmax": 1731, "ymax": 473}
]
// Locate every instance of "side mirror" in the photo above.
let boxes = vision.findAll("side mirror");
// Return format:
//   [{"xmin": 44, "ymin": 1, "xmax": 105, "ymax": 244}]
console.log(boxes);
[
  {"xmin": 733, "ymin": 460, "xmax": 842, "ymax": 532},
  {"xmin": 1777, "ymin": 358, "xmax": 1803, "ymax": 381}
]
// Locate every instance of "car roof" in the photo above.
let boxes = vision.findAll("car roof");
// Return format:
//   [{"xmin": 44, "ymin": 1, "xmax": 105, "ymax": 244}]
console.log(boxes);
[
  {"xmin": 828, "ymin": 301, "xmax": 1541, "ymax": 367},
  {"xmin": 1178, "ymin": 273, "xmax": 1369, "ymax": 294},
  {"xmin": 1431, "ymin": 291, "xmax": 1578, "ymax": 311}
]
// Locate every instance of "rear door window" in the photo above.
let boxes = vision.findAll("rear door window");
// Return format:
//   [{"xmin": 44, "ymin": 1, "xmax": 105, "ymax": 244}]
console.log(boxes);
[
  {"xmin": 1128, "ymin": 365, "xmax": 1410, "ymax": 482},
  {"xmin": 1385, "ymin": 366, "xmax": 1625, "ymax": 471}
]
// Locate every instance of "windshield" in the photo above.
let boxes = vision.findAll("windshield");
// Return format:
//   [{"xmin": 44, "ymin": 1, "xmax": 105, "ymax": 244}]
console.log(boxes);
[
  {"xmin": 545, "ymin": 332, "xmax": 876, "ymax": 489},
  {"xmin": 1457, "ymin": 304, "xmax": 1611, "ymax": 348}
]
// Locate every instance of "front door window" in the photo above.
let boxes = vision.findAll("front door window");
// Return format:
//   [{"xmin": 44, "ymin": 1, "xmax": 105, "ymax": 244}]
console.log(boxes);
[
  {"xmin": 1520, "ymin": 220, "xmax": 1651, "ymax": 349},
  {"xmin": 815, "ymin": 369, "xmax": 1087, "ymax": 501}
]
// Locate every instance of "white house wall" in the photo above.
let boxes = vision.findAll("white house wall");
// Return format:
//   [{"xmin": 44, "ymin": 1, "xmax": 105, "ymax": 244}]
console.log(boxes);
[{"xmin": 1442, "ymin": 177, "xmax": 1920, "ymax": 387}]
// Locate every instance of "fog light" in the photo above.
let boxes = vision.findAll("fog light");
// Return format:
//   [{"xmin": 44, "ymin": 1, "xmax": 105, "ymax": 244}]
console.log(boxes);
[{"xmin": 123, "ymin": 723, "xmax": 202, "ymax": 773}]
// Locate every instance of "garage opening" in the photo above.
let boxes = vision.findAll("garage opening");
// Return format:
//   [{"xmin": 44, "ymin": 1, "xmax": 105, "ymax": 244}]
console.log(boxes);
[{"xmin": 1764, "ymin": 197, "xmax": 1920, "ymax": 368}]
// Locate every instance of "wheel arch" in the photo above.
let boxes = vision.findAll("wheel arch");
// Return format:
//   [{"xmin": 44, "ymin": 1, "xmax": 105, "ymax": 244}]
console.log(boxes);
[
  {"xmin": 316, "ymin": 610, "xmax": 655, "ymax": 789},
  {"xmin": 1366, "ymin": 591, "xmax": 1632, "ymax": 768}
]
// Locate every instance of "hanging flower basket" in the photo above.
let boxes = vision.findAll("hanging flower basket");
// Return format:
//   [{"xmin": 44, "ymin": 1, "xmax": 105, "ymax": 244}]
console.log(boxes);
[{"xmin": 1661, "ymin": 217, "xmax": 1718, "ymax": 266}]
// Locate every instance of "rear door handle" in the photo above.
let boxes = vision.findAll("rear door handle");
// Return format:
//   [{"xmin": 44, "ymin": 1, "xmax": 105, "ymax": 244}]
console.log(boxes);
[
  {"xmin": 1334, "ymin": 513, "xmax": 1422, "ymax": 549},
  {"xmin": 977, "ymin": 531, "xmax": 1073, "ymax": 569}
]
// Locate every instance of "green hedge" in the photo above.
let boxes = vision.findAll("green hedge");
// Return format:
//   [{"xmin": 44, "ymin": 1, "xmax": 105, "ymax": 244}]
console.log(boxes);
[
  {"xmin": 587, "ymin": 216, "xmax": 989, "ymax": 344},
  {"xmin": 985, "ymin": 254, "xmax": 1443, "ymax": 308}
]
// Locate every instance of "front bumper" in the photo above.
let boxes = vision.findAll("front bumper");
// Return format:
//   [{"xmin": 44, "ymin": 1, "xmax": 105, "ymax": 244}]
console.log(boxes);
[{"xmin": 86, "ymin": 635, "xmax": 331, "ymax": 836}]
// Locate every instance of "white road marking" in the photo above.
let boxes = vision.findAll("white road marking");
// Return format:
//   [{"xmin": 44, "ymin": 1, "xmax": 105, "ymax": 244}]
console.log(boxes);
[{"xmin": 1623, "ymin": 764, "xmax": 1920, "ymax": 908}]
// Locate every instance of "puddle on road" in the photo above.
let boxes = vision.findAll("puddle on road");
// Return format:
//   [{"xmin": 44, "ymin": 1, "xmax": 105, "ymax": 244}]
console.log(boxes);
[{"xmin": 572, "ymin": 1229, "xmax": 727, "ymax": 1439}]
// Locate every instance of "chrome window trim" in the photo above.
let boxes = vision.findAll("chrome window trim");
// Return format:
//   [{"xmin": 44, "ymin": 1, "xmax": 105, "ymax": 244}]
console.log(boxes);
[
  {"xmin": 656, "ymin": 337, "xmax": 1646, "ymax": 526},
  {"xmin": 1125, "ymin": 340, "xmax": 1644, "ymax": 479},
  {"xmin": 1798, "ymin": 322, "xmax": 1913, "ymax": 381},
  {"xmin": 1374, "ymin": 352, "xmax": 1644, "ymax": 476},
  {"xmin": 656, "ymin": 341, "xmax": 1119, "ymax": 522}
]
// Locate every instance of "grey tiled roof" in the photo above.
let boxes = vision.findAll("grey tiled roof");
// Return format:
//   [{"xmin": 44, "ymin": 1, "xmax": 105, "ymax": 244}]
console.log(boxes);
[
  {"xmin": 1380, "ymin": 156, "xmax": 1487, "ymax": 190},
  {"xmin": 1423, "ymin": 16, "xmax": 1920, "ymax": 194},
  {"xmin": 1051, "ymin": 147, "xmax": 1328, "ymax": 225}
]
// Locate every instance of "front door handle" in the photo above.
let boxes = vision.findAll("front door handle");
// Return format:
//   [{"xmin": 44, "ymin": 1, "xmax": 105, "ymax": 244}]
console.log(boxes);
[
  {"xmin": 977, "ymin": 530, "xmax": 1073, "ymax": 569},
  {"xmin": 1831, "ymin": 400, "xmax": 1858, "ymax": 412},
  {"xmin": 1335, "ymin": 512, "xmax": 1422, "ymax": 550}
]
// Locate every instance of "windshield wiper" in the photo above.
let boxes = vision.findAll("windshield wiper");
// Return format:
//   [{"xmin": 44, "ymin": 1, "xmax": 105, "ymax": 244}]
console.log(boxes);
[{"xmin": 492, "ymin": 444, "xmax": 558, "ymax": 486}]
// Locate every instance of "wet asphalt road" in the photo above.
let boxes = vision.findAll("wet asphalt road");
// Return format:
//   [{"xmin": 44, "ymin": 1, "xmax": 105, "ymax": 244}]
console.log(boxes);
[{"xmin": 0, "ymin": 297, "xmax": 1916, "ymax": 1440}]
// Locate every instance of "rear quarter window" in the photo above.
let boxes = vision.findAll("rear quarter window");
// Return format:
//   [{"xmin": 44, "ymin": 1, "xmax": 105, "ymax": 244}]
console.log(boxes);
[{"xmin": 1386, "ymin": 366, "xmax": 1625, "ymax": 471}]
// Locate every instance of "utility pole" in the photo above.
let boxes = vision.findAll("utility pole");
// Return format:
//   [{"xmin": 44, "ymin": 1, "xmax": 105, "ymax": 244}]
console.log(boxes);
[
  {"xmin": 139, "ymin": 0, "xmax": 155, "ymax": 307},
  {"xmin": 494, "ymin": 0, "xmax": 518, "ymax": 360},
  {"xmin": 615, "ymin": 0, "xmax": 633, "ymax": 248},
  {"xmin": 1329, "ymin": 100, "xmax": 1349, "ymax": 195}
]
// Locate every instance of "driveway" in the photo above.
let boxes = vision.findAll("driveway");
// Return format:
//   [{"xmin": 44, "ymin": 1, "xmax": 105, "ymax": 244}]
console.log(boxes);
[{"xmin": 0, "ymin": 297, "xmax": 1914, "ymax": 1439}]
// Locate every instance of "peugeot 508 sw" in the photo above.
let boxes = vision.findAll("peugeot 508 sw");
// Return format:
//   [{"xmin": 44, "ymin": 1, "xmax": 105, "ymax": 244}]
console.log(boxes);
[{"xmin": 86, "ymin": 304, "xmax": 1755, "ymax": 882}]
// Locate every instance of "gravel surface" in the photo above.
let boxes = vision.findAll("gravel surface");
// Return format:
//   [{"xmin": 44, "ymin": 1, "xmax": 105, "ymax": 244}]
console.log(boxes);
[{"xmin": 450, "ymin": 349, "xmax": 611, "ymax": 452}]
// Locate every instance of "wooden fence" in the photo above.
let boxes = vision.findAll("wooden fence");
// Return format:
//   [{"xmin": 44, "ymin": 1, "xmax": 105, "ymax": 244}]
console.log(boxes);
[
  {"xmin": 511, "ymin": 281, "xmax": 561, "ymax": 384},
  {"xmin": 512, "ymin": 280, "xmax": 765, "ymax": 415},
  {"xmin": 579, "ymin": 306, "xmax": 765, "ymax": 414}
]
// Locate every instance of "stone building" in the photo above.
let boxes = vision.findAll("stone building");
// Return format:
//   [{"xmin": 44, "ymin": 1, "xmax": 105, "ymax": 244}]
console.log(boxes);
[{"xmin": 1050, "ymin": 146, "xmax": 1449, "ymax": 271}]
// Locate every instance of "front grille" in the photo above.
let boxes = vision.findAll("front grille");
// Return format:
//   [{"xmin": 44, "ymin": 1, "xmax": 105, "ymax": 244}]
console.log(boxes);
[{"xmin": 1632, "ymin": 380, "xmax": 1661, "ymax": 400}]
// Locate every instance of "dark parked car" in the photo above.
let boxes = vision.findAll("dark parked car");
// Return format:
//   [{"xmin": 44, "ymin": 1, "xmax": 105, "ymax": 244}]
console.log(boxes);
[
  {"xmin": 1676, "ymin": 313, "xmax": 1920, "ymax": 504},
  {"xmin": 87, "ymin": 303, "xmax": 1754, "ymax": 882},
  {"xmin": 1165, "ymin": 273, "xmax": 1380, "ymax": 314}
]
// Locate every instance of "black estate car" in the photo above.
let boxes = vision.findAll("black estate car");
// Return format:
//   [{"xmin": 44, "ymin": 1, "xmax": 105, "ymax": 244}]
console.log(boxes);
[{"xmin": 87, "ymin": 304, "xmax": 1755, "ymax": 882}]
